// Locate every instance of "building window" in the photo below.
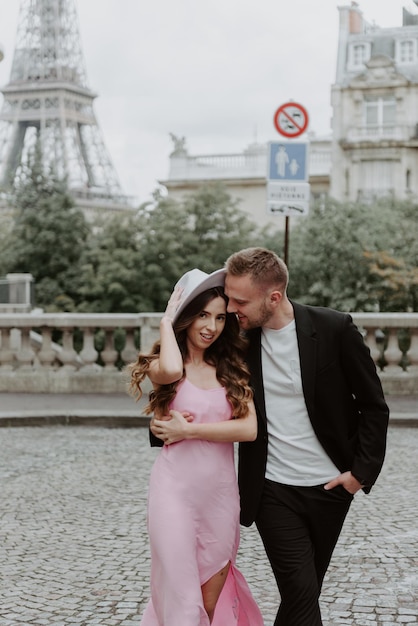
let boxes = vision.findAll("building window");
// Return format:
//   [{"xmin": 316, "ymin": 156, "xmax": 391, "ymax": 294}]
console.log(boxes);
[
  {"xmin": 364, "ymin": 96, "xmax": 396, "ymax": 134},
  {"xmin": 397, "ymin": 39, "xmax": 416, "ymax": 64},
  {"xmin": 358, "ymin": 161, "xmax": 394, "ymax": 201},
  {"xmin": 353, "ymin": 44, "xmax": 367, "ymax": 65},
  {"xmin": 348, "ymin": 42, "xmax": 371, "ymax": 69}
]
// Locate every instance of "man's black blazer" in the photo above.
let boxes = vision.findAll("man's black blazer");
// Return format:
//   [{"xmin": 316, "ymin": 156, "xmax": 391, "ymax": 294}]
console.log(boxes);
[{"xmin": 238, "ymin": 301, "xmax": 389, "ymax": 527}]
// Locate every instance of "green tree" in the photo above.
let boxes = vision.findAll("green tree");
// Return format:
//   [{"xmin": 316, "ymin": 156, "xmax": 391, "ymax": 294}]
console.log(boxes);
[
  {"xmin": 133, "ymin": 194, "xmax": 196, "ymax": 311},
  {"xmin": 77, "ymin": 213, "xmax": 146, "ymax": 312},
  {"xmin": 363, "ymin": 250, "xmax": 418, "ymax": 312},
  {"xmin": 287, "ymin": 199, "xmax": 371, "ymax": 310},
  {"xmin": 287, "ymin": 198, "xmax": 418, "ymax": 312},
  {"xmin": 76, "ymin": 184, "xmax": 259, "ymax": 313},
  {"xmin": 0, "ymin": 212, "xmax": 14, "ymax": 276},
  {"xmin": 181, "ymin": 184, "xmax": 257, "ymax": 269},
  {"xmin": 135, "ymin": 184, "xmax": 257, "ymax": 311},
  {"xmin": 6, "ymin": 139, "xmax": 90, "ymax": 310}
]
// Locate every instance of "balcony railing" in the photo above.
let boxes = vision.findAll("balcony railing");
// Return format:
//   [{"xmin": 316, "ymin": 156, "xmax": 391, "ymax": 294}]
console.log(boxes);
[
  {"xmin": 168, "ymin": 152, "xmax": 268, "ymax": 181},
  {"xmin": 167, "ymin": 142, "xmax": 332, "ymax": 182},
  {"xmin": 344, "ymin": 125, "xmax": 412, "ymax": 143},
  {"xmin": 0, "ymin": 312, "xmax": 417, "ymax": 394}
]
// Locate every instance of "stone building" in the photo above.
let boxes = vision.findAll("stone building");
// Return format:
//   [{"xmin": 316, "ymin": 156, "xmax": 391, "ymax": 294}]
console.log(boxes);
[
  {"xmin": 331, "ymin": 2, "xmax": 418, "ymax": 202},
  {"xmin": 162, "ymin": 3, "xmax": 418, "ymax": 226},
  {"xmin": 161, "ymin": 134, "xmax": 332, "ymax": 229}
]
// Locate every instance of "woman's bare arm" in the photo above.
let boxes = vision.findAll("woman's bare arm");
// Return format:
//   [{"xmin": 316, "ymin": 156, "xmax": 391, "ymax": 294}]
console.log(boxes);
[
  {"xmin": 148, "ymin": 287, "xmax": 184, "ymax": 385},
  {"xmin": 151, "ymin": 400, "xmax": 257, "ymax": 444}
]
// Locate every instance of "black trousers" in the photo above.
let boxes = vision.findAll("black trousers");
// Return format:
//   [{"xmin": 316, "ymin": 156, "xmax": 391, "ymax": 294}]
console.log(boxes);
[{"xmin": 255, "ymin": 479, "xmax": 353, "ymax": 626}]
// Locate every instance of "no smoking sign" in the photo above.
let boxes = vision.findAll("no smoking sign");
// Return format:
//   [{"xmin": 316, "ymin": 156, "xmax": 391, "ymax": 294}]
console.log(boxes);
[{"xmin": 273, "ymin": 102, "xmax": 309, "ymax": 138}]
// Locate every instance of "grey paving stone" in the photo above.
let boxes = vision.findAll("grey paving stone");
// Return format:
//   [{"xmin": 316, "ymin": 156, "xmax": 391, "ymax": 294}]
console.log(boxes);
[{"xmin": 0, "ymin": 425, "xmax": 416, "ymax": 625}]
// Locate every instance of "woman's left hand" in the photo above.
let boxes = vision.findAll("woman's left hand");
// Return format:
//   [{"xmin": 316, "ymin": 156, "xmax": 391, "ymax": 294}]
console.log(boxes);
[
  {"xmin": 151, "ymin": 411, "xmax": 193, "ymax": 445},
  {"xmin": 163, "ymin": 286, "xmax": 184, "ymax": 323}
]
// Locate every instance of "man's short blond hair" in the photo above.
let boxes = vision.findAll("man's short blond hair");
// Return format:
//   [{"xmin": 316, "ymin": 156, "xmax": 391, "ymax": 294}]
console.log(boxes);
[{"xmin": 225, "ymin": 247, "xmax": 289, "ymax": 292}]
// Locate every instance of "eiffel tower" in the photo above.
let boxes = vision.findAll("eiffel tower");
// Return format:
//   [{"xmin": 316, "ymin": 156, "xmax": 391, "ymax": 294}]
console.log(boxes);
[{"xmin": 0, "ymin": 0, "xmax": 129, "ymax": 211}]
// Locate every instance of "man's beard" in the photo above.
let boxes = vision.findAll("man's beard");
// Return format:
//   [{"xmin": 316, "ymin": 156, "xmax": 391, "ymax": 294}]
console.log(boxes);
[{"xmin": 245, "ymin": 299, "xmax": 273, "ymax": 329}]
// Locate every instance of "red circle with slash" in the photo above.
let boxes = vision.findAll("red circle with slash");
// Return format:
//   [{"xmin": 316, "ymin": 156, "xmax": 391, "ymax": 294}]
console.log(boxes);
[{"xmin": 273, "ymin": 102, "xmax": 309, "ymax": 138}]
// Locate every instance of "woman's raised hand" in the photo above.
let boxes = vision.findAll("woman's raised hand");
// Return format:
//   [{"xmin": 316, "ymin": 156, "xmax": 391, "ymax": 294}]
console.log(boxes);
[{"xmin": 163, "ymin": 286, "xmax": 184, "ymax": 323}]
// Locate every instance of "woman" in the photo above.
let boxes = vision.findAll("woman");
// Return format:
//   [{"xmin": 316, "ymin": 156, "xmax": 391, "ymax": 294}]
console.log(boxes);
[{"xmin": 129, "ymin": 268, "xmax": 263, "ymax": 626}]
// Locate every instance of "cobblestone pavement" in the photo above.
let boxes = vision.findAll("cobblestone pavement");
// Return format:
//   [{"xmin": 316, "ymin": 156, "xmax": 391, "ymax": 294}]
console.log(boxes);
[{"xmin": 0, "ymin": 425, "xmax": 417, "ymax": 626}]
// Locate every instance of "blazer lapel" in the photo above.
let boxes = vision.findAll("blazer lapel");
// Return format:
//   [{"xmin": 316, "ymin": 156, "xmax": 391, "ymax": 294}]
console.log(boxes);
[
  {"xmin": 246, "ymin": 328, "xmax": 267, "ymax": 425},
  {"xmin": 292, "ymin": 301, "xmax": 317, "ymax": 422}
]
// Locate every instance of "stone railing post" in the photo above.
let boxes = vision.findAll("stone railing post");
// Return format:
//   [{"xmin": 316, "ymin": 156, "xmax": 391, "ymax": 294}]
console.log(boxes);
[
  {"xmin": 16, "ymin": 327, "xmax": 35, "ymax": 370},
  {"xmin": 37, "ymin": 327, "xmax": 56, "ymax": 370},
  {"xmin": 139, "ymin": 315, "xmax": 161, "ymax": 353},
  {"xmin": 100, "ymin": 329, "xmax": 118, "ymax": 370},
  {"xmin": 408, "ymin": 327, "xmax": 418, "ymax": 373},
  {"xmin": 383, "ymin": 328, "xmax": 404, "ymax": 373},
  {"xmin": 362, "ymin": 326, "xmax": 381, "ymax": 365},
  {"xmin": 0, "ymin": 328, "xmax": 14, "ymax": 370},
  {"xmin": 121, "ymin": 328, "xmax": 138, "ymax": 365},
  {"xmin": 79, "ymin": 327, "xmax": 99, "ymax": 371},
  {"xmin": 59, "ymin": 328, "xmax": 78, "ymax": 371}
]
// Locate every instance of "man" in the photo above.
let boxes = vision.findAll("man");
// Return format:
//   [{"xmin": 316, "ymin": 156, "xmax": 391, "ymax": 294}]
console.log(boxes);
[{"xmin": 224, "ymin": 247, "xmax": 389, "ymax": 626}]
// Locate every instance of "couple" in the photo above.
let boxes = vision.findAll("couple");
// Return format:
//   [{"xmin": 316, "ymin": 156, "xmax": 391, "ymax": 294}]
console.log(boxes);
[{"xmin": 130, "ymin": 247, "xmax": 389, "ymax": 626}]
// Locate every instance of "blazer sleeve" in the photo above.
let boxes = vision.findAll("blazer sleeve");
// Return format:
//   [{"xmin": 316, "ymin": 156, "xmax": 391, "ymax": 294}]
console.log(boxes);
[
  {"xmin": 340, "ymin": 315, "xmax": 389, "ymax": 489},
  {"xmin": 149, "ymin": 424, "xmax": 164, "ymax": 447}
]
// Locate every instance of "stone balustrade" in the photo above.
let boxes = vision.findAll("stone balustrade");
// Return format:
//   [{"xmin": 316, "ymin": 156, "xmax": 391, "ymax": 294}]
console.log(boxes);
[
  {"xmin": 353, "ymin": 312, "xmax": 418, "ymax": 394},
  {"xmin": 167, "ymin": 140, "xmax": 332, "ymax": 183},
  {"xmin": 0, "ymin": 313, "xmax": 161, "ymax": 394},
  {"xmin": 0, "ymin": 312, "xmax": 417, "ymax": 394}
]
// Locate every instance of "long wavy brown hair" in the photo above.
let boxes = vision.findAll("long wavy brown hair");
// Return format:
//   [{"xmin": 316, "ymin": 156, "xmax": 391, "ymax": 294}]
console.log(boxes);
[{"xmin": 128, "ymin": 287, "xmax": 253, "ymax": 418}]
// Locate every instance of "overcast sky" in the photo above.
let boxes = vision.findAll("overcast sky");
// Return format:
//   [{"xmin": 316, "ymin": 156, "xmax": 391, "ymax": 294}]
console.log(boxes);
[{"xmin": 0, "ymin": 0, "xmax": 415, "ymax": 205}]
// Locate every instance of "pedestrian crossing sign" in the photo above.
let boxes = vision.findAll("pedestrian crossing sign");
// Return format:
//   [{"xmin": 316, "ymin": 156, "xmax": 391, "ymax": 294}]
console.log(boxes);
[{"xmin": 268, "ymin": 141, "xmax": 309, "ymax": 182}]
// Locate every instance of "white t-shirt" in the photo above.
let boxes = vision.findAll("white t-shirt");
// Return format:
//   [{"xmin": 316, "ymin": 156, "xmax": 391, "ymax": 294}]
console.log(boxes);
[{"xmin": 261, "ymin": 320, "xmax": 340, "ymax": 486}]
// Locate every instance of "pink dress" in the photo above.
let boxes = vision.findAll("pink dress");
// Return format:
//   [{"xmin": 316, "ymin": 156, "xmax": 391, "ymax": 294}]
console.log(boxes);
[{"xmin": 140, "ymin": 378, "xmax": 263, "ymax": 626}]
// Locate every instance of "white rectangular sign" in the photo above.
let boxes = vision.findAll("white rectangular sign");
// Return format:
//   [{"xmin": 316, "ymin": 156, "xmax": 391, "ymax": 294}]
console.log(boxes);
[{"xmin": 267, "ymin": 181, "xmax": 310, "ymax": 216}]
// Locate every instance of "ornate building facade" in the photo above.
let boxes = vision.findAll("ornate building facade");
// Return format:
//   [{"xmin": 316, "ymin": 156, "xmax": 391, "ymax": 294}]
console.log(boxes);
[{"xmin": 331, "ymin": 2, "xmax": 418, "ymax": 203}]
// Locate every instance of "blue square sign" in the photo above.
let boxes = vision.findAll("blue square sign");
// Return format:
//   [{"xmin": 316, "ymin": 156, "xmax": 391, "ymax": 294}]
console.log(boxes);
[{"xmin": 268, "ymin": 142, "xmax": 309, "ymax": 182}]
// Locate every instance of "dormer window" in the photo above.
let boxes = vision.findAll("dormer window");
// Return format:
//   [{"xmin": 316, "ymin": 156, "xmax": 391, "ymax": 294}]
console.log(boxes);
[
  {"xmin": 396, "ymin": 39, "xmax": 416, "ymax": 64},
  {"xmin": 353, "ymin": 44, "xmax": 367, "ymax": 65},
  {"xmin": 347, "ymin": 42, "xmax": 371, "ymax": 70}
]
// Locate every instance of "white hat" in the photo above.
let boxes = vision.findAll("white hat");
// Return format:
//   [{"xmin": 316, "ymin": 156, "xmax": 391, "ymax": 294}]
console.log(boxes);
[{"xmin": 172, "ymin": 268, "xmax": 226, "ymax": 323}]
